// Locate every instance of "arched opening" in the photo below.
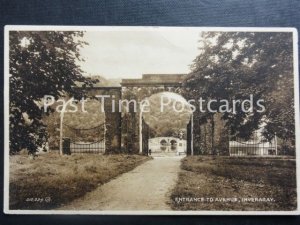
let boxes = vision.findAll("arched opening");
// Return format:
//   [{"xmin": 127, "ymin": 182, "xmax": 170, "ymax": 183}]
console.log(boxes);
[
  {"xmin": 170, "ymin": 139, "xmax": 177, "ymax": 151},
  {"xmin": 63, "ymin": 98, "xmax": 106, "ymax": 153},
  {"xmin": 141, "ymin": 91, "xmax": 193, "ymax": 156},
  {"xmin": 160, "ymin": 139, "xmax": 168, "ymax": 151},
  {"xmin": 160, "ymin": 139, "xmax": 167, "ymax": 145}
]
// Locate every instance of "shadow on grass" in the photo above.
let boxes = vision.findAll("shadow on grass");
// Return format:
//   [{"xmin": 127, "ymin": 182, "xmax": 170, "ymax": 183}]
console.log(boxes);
[
  {"xmin": 9, "ymin": 152, "xmax": 150, "ymax": 210},
  {"xmin": 170, "ymin": 156, "xmax": 297, "ymax": 211}
]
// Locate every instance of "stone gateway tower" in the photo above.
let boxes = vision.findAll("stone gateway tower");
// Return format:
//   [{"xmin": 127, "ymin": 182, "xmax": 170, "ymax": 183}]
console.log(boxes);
[{"xmin": 85, "ymin": 74, "xmax": 229, "ymax": 155}]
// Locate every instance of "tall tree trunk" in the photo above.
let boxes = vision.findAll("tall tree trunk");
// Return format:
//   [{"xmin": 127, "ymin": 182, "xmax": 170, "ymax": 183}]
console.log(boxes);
[
  {"xmin": 211, "ymin": 114, "xmax": 215, "ymax": 155},
  {"xmin": 204, "ymin": 124, "xmax": 207, "ymax": 154}
]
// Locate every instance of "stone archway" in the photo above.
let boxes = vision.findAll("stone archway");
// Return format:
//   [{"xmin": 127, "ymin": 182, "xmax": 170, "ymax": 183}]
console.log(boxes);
[
  {"xmin": 85, "ymin": 87, "xmax": 122, "ymax": 154},
  {"xmin": 121, "ymin": 74, "xmax": 194, "ymax": 155},
  {"xmin": 85, "ymin": 74, "xmax": 198, "ymax": 154},
  {"xmin": 82, "ymin": 73, "xmax": 228, "ymax": 155}
]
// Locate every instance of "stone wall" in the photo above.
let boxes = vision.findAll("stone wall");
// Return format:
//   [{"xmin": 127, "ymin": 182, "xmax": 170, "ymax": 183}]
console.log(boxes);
[
  {"xmin": 86, "ymin": 87, "xmax": 122, "ymax": 153},
  {"xmin": 121, "ymin": 85, "xmax": 185, "ymax": 153},
  {"xmin": 193, "ymin": 113, "xmax": 229, "ymax": 155}
]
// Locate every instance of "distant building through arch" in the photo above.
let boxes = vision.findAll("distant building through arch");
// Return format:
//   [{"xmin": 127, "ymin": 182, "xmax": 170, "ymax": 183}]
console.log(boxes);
[
  {"xmin": 149, "ymin": 137, "xmax": 187, "ymax": 156},
  {"xmin": 81, "ymin": 73, "xmax": 230, "ymax": 156},
  {"xmin": 82, "ymin": 74, "xmax": 195, "ymax": 155},
  {"xmin": 121, "ymin": 74, "xmax": 194, "ymax": 155}
]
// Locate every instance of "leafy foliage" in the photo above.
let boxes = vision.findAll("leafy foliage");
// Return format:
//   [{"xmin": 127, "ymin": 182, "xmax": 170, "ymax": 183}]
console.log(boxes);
[
  {"xmin": 143, "ymin": 92, "xmax": 191, "ymax": 138},
  {"xmin": 43, "ymin": 99, "xmax": 105, "ymax": 149},
  {"xmin": 9, "ymin": 31, "xmax": 95, "ymax": 154},
  {"xmin": 185, "ymin": 32, "xmax": 294, "ymax": 148}
]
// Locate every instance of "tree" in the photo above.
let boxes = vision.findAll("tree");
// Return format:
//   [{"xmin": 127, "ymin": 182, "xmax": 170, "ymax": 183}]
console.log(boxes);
[
  {"xmin": 185, "ymin": 32, "xmax": 294, "ymax": 153},
  {"xmin": 9, "ymin": 31, "xmax": 95, "ymax": 154}
]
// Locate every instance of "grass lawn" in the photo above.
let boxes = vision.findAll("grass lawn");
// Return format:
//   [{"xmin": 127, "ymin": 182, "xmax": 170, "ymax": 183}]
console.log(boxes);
[
  {"xmin": 9, "ymin": 152, "xmax": 150, "ymax": 210},
  {"xmin": 170, "ymin": 156, "xmax": 297, "ymax": 211}
]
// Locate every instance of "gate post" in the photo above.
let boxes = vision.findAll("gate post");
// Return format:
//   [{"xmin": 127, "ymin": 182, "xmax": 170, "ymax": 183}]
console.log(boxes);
[
  {"xmin": 191, "ymin": 113, "xmax": 194, "ymax": 156},
  {"xmin": 186, "ymin": 119, "xmax": 191, "ymax": 155},
  {"xmin": 62, "ymin": 138, "xmax": 71, "ymax": 155},
  {"xmin": 141, "ymin": 117, "xmax": 149, "ymax": 155},
  {"xmin": 139, "ymin": 109, "xmax": 143, "ymax": 154}
]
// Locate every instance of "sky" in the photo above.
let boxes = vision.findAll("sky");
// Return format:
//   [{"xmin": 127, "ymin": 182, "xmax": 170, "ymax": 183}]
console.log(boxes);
[{"xmin": 78, "ymin": 29, "xmax": 201, "ymax": 79}]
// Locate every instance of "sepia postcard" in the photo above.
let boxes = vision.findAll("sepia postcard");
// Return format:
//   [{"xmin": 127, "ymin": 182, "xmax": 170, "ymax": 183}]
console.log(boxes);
[{"xmin": 3, "ymin": 26, "xmax": 300, "ymax": 215}]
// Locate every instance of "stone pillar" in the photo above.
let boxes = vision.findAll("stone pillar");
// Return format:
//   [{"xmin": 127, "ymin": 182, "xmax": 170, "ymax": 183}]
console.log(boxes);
[{"xmin": 87, "ymin": 87, "xmax": 122, "ymax": 154}]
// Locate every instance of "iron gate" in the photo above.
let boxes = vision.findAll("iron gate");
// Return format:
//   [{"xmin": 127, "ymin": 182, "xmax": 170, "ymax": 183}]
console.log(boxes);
[
  {"xmin": 229, "ymin": 131, "xmax": 277, "ymax": 156},
  {"xmin": 186, "ymin": 118, "xmax": 192, "ymax": 155},
  {"xmin": 142, "ymin": 117, "xmax": 149, "ymax": 155},
  {"xmin": 64, "ymin": 123, "xmax": 105, "ymax": 153}
]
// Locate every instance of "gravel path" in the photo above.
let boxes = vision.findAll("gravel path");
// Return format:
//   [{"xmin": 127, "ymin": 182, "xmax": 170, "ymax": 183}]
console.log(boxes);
[{"xmin": 59, "ymin": 156, "xmax": 182, "ymax": 211}]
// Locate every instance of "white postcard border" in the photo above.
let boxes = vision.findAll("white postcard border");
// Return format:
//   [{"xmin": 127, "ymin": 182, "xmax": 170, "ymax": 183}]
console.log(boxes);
[{"xmin": 3, "ymin": 25, "xmax": 300, "ymax": 215}]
